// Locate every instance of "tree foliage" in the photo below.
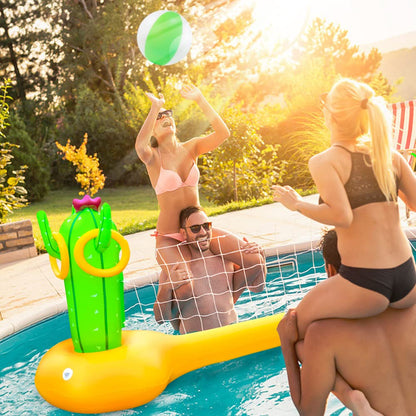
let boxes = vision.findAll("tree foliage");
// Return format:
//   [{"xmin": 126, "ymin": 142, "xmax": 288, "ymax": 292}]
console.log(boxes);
[
  {"xmin": 294, "ymin": 18, "xmax": 383, "ymax": 83},
  {"xmin": 0, "ymin": 3, "xmax": 402, "ymax": 202},
  {"xmin": 268, "ymin": 18, "xmax": 396, "ymax": 190},
  {"xmin": 0, "ymin": 0, "xmax": 61, "ymax": 103},
  {"xmin": 0, "ymin": 79, "xmax": 27, "ymax": 223},
  {"xmin": 200, "ymin": 105, "xmax": 286, "ymax": 204},
  {"xmin": 56, "ymin": 134, "xmax": 105, "ymax": 197},
  {"xmin": 6, "ymin": 111, "xmax": 50, "ymax": 201}
]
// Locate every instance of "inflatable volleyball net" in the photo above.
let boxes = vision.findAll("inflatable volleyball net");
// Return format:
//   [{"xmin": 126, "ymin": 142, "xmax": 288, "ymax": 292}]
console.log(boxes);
[{"xmin": 125, "ymin": 225, "xmax": 416, "ymax": 335}]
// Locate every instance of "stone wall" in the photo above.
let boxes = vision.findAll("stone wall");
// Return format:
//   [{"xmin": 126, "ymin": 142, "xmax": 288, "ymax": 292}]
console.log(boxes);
[{"xmin": 0, "ymin": 220, "xmax": 37, "ymax": 264}]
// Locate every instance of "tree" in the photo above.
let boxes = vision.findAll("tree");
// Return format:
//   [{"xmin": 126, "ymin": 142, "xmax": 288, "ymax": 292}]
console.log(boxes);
[
  {"xmin": 199, "ymin": 105, "xmax": 286, "ymax": 204},
  {"xmin": 294, "ymin": 18, "xmax": 383, "ymax": 83},
  {"xmin": 266, "ymin": 18, "xmax": 397, "ymax": 190},
  {"xmin": 0, "ymin": 0, "xmax": 61, "ymax": 104},
  {"xmin": 0, "ymin": 79, "xmax": 27, "ymax": 223},
  {"xmin": 6, "ymin": 111, "xmax": 49, "ymax": 201}
]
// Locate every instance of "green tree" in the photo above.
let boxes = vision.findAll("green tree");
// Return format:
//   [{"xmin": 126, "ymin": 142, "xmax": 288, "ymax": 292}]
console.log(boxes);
[
  {"xmin": 6, "ymin": 111, "xmax": 49, "ymax": 201},
  {"xmin": 0, "ymin": 0, "xmax": 61, "ymax": 104},
  {"xmin": 0, "ymin": 79, "xmax": 27, "ymax": 223},
  {"xmin": 295, "ymin": 18, "xmax": 383, "ymax": 83},
  {"xmin": 267, "ymin": 18, "xmax": 397, "ymax": 190},
  {"xmin": 200, "ymin": 105, "xmax": 286, "ymax": 204}
]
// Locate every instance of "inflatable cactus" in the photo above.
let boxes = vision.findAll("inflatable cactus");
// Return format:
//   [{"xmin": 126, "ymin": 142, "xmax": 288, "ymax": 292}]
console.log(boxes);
[{"xmin": 37, "ymin": 195, "xmax": 130, "ymax": 353}]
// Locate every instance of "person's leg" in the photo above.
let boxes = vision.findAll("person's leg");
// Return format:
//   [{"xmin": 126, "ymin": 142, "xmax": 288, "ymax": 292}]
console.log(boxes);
[
  {"xmin": 332, "ymin": 375, "xmax": 383, "ymax": 416},
  {"xmin": 295, "ymin": 275, "xmax": 389, "ymax": 339},
  {"xmin": 153, "ymin": 236, "xmax": 192, "ymax": 327},
  {"xmin": 210, "ymin": 228, "xmax": 266, "ymax": 291},
  {"xmin": 155, "ymin": 235, "xmax": 191, "ymax": 274},
  {"xmin": 295, "ymin": 341, "xmax": 383, "ymax": 416}
]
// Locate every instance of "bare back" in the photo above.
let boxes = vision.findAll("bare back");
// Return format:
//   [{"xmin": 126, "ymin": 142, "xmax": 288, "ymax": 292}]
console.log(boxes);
[
  {"xmin": 299, "ymin": 306, "xmax": 416, "ymax": 415},
  {"xmin": 175, "ymin": 251, "xmax": 237, "ymax": 334},
  {"xmin": 329, "ymin": 307, "xmax": 416, "ymax": 415},
  {"xmin": 317, "ymin": 146, "xmax": 411, "ymax": 268}
]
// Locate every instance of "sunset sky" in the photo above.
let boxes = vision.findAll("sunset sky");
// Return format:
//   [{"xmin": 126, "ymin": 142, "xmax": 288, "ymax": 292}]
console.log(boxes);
[
  {"xmin": 249, "ymin": 0, "xmax": 416, "ymax": 48},
  {"xmin": 312, "ymin": 0, "xmax": 416, "ymax": 45}
]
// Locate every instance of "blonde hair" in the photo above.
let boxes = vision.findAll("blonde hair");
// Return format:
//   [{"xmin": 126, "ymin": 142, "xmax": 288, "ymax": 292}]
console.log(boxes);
[{"xmin": 327, "ymin": 78, "xmax": 396, "ymax": 202}]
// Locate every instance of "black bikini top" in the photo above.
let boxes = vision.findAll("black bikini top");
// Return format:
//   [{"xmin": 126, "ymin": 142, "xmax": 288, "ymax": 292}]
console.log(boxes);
[{"xmin": 319, "ymin": 145, "xmax": 399, "ymax": 210}]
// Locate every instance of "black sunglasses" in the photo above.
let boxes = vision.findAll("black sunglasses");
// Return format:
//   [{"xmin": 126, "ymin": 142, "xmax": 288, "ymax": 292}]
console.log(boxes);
[
  {"xmin": 157, "ymin": 109, "xmax": 173, "ymax": 120},
  {"xmin": 186, "ymin": 222, "xmax": 212, "ymax": 234}
]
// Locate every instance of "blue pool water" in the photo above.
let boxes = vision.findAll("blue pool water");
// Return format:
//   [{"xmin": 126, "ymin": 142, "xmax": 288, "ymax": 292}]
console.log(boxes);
[{"xmin": 1, "ymin": 248, "xmax": 352, "ymax": 415}]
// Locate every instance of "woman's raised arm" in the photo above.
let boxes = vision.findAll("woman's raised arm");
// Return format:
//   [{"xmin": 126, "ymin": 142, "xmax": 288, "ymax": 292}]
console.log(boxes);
[
  {"xmin": 135, "ymin": 92, "xmax": 165, "ymax": 164},
  {"xmin": 180, "ymin": 85, "xmax": 230, "ymax": 156}
]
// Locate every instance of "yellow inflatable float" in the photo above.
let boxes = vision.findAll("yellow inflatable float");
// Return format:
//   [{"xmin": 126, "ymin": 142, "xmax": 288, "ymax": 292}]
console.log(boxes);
[
  {"xmin": 35, "ymin": 313, "xmax": 284, "ymax": 414},
  {"xmin": 36, "ymin": 198, "xmax": 284, "ymax": 414}
]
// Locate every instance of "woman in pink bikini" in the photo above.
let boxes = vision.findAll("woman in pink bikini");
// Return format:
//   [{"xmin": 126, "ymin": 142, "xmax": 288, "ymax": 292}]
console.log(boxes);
[{"xmin": 135, "ymin": 84, "xmax": 266, "ymax": 322}]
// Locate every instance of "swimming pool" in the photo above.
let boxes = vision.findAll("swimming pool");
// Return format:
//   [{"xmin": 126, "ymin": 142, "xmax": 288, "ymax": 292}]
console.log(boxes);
[{"xmin": 0, "ymin": 246, "xmax": 370, "ymax": 415}]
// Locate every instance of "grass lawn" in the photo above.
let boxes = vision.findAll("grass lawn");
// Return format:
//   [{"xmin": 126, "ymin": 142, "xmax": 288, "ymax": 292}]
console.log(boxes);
[{"xmin": 8, "ymin": 186, "xmax": 273, "ymax": 252}]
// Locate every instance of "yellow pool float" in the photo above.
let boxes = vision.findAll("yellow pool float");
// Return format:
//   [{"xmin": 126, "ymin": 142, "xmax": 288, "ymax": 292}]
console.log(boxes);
[{"xmin": 35, "ymin": 313, "xmax": 284, "ymax": 414}]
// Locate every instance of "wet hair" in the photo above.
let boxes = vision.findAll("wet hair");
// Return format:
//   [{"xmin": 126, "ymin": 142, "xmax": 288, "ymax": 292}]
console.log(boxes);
[
  {"xmin": 327, "ymin": 78, "xmax": 396, "ymax": 202},
  {"xmin": 179, "ymin": 206, "xmax": 204, "ymax": 228},
  {"xmin": 319, "ymin": 228, "xmax": 341, "ymax": 273}
]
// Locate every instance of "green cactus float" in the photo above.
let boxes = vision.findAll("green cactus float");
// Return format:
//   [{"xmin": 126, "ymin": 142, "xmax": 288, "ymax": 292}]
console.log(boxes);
[
  {"xmin": 34, "ymin": 196, "xmax": 284, "ymax": 414},
  {"xmin": 37, "ymin": 195, "xmax": 130, "ymax": 353}
]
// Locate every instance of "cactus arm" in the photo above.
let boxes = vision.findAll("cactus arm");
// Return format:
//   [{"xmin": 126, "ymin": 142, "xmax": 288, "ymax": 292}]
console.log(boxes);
[
  {"xmin": 96, "ymin": 202, "xmax": 113, "ymax": 253},
  {"xmin": 37, "ymin": 211, "xmax": 60, "ymax": 258}
]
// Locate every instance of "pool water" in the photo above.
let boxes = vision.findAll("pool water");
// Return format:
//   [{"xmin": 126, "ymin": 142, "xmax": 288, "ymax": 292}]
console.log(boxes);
[{"xmin": 1, "ymin": 249, "xmax": 350, "ymax": 415}]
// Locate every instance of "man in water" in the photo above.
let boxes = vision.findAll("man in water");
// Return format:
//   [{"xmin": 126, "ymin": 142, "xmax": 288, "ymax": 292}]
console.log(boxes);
[
  {"xmin": 154, "ymin": 206, "xmax": 266, "ymax": 334},
  {"xmin": 278, "ymin": 228, "xmax": 415, "ymax": 415}
]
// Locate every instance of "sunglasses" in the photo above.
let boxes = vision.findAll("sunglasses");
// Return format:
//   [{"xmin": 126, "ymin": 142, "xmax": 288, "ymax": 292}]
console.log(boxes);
[
  {"xmin": 157, "ymin": 109, "xmax": 173, "ymax": 120},
  {"xmin": 186, "ymin": 222, "xmax": 212, "ymax": 234}
]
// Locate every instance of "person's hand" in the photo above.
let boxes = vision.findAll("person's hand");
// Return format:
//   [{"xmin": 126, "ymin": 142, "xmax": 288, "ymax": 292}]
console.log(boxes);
[
  {"xmin": 145, "ymin": 92, "xmax": 165, "ymax": 111},
  {"xmin": 272, "ymin": 185, "xmax": 302, "ymax": 211},
  {"xmin": 169, "ymin": 262, "xmax": 192, "ymax": 291},
  {"xmin": 277, "ymin": 309, "xmax": 299, "ymax": 345},
  {"xmin": 241, "ymin": 237, "xmax": 264, "ymax": 256},
  {"xmin": 180, "ymin": 84, "xmax": 203, "ymax": 102}
]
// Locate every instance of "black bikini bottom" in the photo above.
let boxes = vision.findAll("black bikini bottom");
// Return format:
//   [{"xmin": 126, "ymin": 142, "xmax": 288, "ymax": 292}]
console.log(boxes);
[{"xmin": 339, "ymin": 257, "xmax": 416, "ymax": 302}]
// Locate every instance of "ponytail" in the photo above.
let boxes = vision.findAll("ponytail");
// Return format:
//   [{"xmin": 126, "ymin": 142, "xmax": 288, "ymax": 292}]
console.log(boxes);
[
  {"xmin": 366, "ymin": 96, "xmax": 396, "ymax": 202},
  {"xmin": 328, "ymin": 78, "xmax": 396, "ymax": 202}
]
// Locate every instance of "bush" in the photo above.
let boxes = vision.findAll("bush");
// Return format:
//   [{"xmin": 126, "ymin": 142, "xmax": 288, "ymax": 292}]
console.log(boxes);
[
  {"xmin": 56, "ymin": 134, "xmax": 105, "ymax": 196},
  {"xmin": 6, "ymin": 111, "xmax": 50, "ymax": 201},
  {"xmin": 200, "ymin": 105, "xmax": 286, "ymax": 204},
  {"xmin": 57, "ymin": 84, "xmax": 135, "ymax": 185},
  {"xmin": 0, "ymin": 79, "xmax": 28, "ymax": 223},
  {"xmin": 278, "ymin": 111, "xmax": 330, "ymax": 189}
]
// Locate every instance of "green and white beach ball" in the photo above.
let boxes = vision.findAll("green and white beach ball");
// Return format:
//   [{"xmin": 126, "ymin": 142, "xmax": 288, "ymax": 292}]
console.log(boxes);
[{"xmin": 137, "ymin": 11, "xmax": 192, "ymax": 66}]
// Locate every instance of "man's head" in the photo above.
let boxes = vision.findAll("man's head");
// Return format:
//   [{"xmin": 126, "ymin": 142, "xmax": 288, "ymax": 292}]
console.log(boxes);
[
  {"xmin": 319, "ymin": 228, "xmax": 341, "ymax": 278},
  {"xmin": 179, "ymin": 206, "xmax": 212, "ymax": 252}
]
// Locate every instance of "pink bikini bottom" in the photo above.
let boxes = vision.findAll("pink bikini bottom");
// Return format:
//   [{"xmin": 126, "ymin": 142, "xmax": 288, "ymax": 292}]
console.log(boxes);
[{"xmin": 151, "ymin": 231, "xmax": 185, "ymax": 242}]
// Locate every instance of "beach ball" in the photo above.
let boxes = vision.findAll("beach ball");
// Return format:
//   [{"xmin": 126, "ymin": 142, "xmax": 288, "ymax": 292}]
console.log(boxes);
[{"xmin": 137, "ymin": 11, "xmax": 192, "ymax": 66}]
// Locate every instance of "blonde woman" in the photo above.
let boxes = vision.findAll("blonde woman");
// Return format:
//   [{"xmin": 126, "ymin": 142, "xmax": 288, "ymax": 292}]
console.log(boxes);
[
  {"xmin": 273, "ymin": 78, "xmax": 416, "ymax": 340},
  {"xmin": 136, "ymin": 84, "xmax": 265, "ymax": 324}
]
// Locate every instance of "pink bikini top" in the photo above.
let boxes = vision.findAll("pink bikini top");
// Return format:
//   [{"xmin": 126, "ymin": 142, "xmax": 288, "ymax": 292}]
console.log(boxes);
[{"xmin": 154, "ymin": 150, "xmax": 200, "ymax": 195}]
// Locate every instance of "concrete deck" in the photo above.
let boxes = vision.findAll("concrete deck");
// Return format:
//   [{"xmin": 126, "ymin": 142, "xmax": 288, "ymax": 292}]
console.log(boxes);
[{"xmin": 1, "ymin": 195, "xmax": 415, "ymax": 340}]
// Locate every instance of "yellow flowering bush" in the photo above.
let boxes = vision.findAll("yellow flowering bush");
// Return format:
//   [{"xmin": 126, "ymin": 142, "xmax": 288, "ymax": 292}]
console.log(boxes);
[{"xmin": 56, "ymin": 133, "xmax": 105, "ymax": 196}]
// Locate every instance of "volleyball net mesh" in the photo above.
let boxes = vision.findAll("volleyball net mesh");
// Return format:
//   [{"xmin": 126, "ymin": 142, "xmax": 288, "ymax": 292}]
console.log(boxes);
[
  {"xmin": 122, "ymin": 225, "xmax": 416, "ymax": 335},
  {"xmin": 123, "ymin": 234, "xmax": 327, "ymax": 334}
]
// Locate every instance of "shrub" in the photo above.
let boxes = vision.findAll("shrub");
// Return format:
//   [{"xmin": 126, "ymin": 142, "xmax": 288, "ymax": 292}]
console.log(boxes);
[
  {"xmin": 0, "ymin": 79, "xmax": 28, "ymax": 223},
  {"xmin": 200, "ymin": 105, "xmax": 286, "ymax": 204},
  {"xmin": 6, "ymin": 111, "xmax": 50, "ymax": 201},
  {"xmin": 56, "ymin": 133, "xmax": 105, "ymax": 196}
]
